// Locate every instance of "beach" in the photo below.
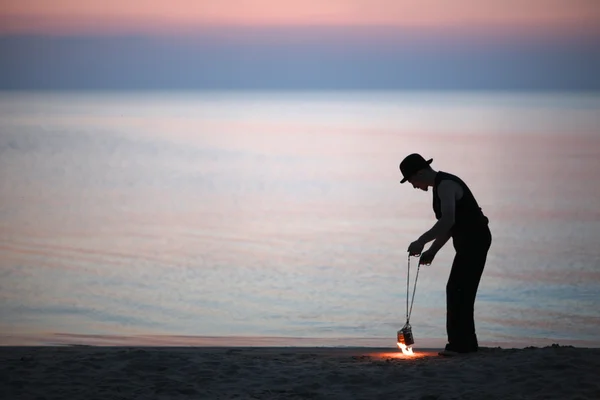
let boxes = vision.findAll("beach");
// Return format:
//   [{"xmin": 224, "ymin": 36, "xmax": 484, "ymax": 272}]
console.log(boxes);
[
  {"xmin": 2, "ymin": 3, "xmax": 600, "ymax": 398},
  {"xmin": 2, "ymin": 344, "xmax": 599, "ymax": 399}
]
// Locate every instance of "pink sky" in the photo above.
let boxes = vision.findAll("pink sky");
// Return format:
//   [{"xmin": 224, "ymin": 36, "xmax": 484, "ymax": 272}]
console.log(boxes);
[{"xmin": 2, "ymin": 0, "xmax": 600, "ymax": 34}]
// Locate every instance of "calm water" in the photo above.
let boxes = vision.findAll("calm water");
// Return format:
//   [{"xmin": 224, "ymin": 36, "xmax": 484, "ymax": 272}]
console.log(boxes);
[{"xmin": 1, "ymin": 91, "xmax": 599, "ymax": 347}]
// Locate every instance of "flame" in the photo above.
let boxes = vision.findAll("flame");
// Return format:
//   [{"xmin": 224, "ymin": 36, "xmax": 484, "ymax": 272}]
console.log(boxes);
[{"xmin": 397, "ymin": 342, "xmax": 414, "ymax": 356}]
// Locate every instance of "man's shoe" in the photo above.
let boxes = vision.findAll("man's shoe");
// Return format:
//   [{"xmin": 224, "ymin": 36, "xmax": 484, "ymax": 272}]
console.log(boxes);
[
  {"xmin": 439, "ymin": 343, "xmax": 478, "ymax": 356},
  {"xmin": 438, "ymin": 349, "xmax": 460, "ymax": 357}
]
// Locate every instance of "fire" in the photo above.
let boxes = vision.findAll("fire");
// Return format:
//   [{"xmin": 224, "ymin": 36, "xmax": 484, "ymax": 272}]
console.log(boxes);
[{"xmin": 397, "ymin": 342, "xmax": 414, "ymax": 356}]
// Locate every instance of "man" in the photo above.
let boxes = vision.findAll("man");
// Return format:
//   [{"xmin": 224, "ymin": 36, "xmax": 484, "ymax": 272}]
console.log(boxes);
[{"xmin": 399, "ymin": 153, "xmax": 492, "ymax": 357}]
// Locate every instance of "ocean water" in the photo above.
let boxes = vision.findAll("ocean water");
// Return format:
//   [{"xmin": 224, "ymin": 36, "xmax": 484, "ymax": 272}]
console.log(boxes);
[{"xmin": 1, "ymin": 91, "xmax": 599, "ymax": 348}]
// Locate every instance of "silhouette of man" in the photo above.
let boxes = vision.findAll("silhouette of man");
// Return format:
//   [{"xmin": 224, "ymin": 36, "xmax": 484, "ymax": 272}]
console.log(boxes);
[{"xmin": 399, "ymin": 153, "xmax": 492, "ymax": 356}]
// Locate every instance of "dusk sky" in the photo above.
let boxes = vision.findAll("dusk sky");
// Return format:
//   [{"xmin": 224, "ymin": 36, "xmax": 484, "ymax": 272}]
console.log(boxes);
[{"xmin": 1, "ymin": 0, "xmax": 599, "ymax": 90}]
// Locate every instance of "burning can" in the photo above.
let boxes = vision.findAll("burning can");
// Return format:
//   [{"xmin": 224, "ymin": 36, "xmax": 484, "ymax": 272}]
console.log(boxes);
[{"xmin": 397, "ymin": 324, "xmax": 414, "ymax": 346}]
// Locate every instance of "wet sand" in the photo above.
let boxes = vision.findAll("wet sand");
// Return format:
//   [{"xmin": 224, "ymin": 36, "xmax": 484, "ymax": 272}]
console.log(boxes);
[{"xmin": 2, "ymin": 344, "xmax": 600, "ymax": 399}]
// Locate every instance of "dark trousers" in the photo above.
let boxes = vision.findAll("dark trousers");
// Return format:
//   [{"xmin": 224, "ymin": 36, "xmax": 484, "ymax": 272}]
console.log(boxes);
[{"xmin": 446, "ymin": 226, "xmax": 492, "ymax": 352}]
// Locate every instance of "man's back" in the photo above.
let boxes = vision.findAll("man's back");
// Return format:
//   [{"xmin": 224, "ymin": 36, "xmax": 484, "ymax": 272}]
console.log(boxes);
[{"xmin": 432, "ymin": 171, "xmax": 489, "ymax": 240}]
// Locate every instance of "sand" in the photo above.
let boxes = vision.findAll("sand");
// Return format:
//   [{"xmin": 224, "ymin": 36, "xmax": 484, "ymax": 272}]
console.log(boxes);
[{"xmin": 1, "ymin": 344, "xmax": 599, "ymax": 400}]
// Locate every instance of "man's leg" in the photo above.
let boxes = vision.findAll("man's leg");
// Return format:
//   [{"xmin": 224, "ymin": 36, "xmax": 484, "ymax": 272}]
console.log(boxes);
[
  {"xmin": 446, "ymin": 252, "xmax": 472, "ymax": 351},
  {"xmin": 446, "ymin": 230, "xmax": 491, "ymax": 352}
]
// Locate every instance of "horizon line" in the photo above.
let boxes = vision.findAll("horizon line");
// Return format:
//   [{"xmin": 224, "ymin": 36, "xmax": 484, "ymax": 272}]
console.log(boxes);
[{"xmin": 1, "ymin": 20, "xmax": 600, "ymax": 38}]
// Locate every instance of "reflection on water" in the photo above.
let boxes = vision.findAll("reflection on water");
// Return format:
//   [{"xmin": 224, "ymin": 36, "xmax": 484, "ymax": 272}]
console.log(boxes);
[{"xmin": 1, "ymin": 91, "xmax": 599, "ymax": 347}]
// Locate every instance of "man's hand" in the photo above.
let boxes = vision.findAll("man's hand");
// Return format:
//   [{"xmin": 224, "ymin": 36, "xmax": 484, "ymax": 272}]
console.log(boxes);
[
  {"xmin": 419, "ymin": 248, "xmax": 436, "ymax": 265},
  {"xmin": 407, "ymin": 240, "xmax": 425, "ymax": 256}
]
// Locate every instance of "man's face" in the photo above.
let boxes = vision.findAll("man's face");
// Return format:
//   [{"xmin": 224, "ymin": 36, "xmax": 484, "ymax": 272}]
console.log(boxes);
[{"xmin": 408, "ymin": 172, "xmax": 428, "ymax": 191}]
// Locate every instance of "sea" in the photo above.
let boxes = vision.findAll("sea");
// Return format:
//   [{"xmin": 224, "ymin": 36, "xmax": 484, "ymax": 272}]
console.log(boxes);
[{"xmin": 1, "ymin": 90, "xmax": 599, "ymax": 348}]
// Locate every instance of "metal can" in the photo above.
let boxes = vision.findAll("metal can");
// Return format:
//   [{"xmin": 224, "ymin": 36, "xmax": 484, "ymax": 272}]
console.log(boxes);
[{"xmin": 397, "ymin": 324, "xmax": 414, "ymax": 346}]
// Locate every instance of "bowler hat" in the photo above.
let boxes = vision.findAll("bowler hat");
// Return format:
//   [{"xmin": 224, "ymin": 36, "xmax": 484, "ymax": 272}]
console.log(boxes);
[{"xmin": 399, "ymin": 153, "xmax": 433, "ymax": 183}]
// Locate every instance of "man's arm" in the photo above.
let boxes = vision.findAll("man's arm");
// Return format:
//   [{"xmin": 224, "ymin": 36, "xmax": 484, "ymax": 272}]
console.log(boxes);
[
  {"xmin": 417, "ymin": 180, "xmax": 457, "ymax": 245},
  {"xmin": 428, "ymin": 231, "xmax": 452, "ymax": 254}
]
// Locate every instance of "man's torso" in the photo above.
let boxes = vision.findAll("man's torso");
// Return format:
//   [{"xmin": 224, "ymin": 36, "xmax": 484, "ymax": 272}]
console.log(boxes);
[{"xmin": 432, "ymin": 171, "xmax": 489, "ymax": 241}]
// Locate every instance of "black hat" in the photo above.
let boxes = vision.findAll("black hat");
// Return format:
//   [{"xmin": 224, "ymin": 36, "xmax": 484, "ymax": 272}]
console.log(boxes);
[{"xmin": 399, "ymin": 153, "xmax": 433, "ymax": 183}]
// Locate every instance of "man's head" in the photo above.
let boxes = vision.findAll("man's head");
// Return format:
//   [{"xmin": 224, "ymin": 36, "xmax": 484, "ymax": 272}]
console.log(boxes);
[{"xmin": 399, "ymin": 153, "xmax": 434, "ymax": 191}]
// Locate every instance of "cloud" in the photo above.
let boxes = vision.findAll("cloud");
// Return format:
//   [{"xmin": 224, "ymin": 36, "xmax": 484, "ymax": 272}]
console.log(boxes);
[{"xmin": 1, "ymin": 30, "xmax": 598, "ymax": 90}]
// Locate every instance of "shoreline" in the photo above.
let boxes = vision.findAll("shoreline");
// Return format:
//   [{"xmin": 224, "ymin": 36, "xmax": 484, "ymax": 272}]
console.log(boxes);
[{"xmin": 3, "ymin": 332, "xmax": 600, "ymax": 349}]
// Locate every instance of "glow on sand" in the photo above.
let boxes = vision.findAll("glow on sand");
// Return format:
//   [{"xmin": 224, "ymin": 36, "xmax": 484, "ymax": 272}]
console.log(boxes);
[
  {"xmin": 364, "ymin": 342, "xmax": 438, "ymax": 360},
  {"xmin": 368, "ymin": 346, "xmax": 433, "ymax": 360}
]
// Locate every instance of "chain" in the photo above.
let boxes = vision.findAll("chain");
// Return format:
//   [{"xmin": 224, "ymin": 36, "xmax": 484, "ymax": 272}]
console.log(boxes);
[{"xmin": 406, "ymin": 254, "xmax": 420, "ymax": 324}]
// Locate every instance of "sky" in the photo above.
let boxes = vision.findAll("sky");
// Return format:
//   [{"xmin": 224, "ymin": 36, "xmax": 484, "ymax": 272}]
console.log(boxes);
[{"xmin": 1, "ymin": 0, "xmax": 599, "ymax": 90}]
